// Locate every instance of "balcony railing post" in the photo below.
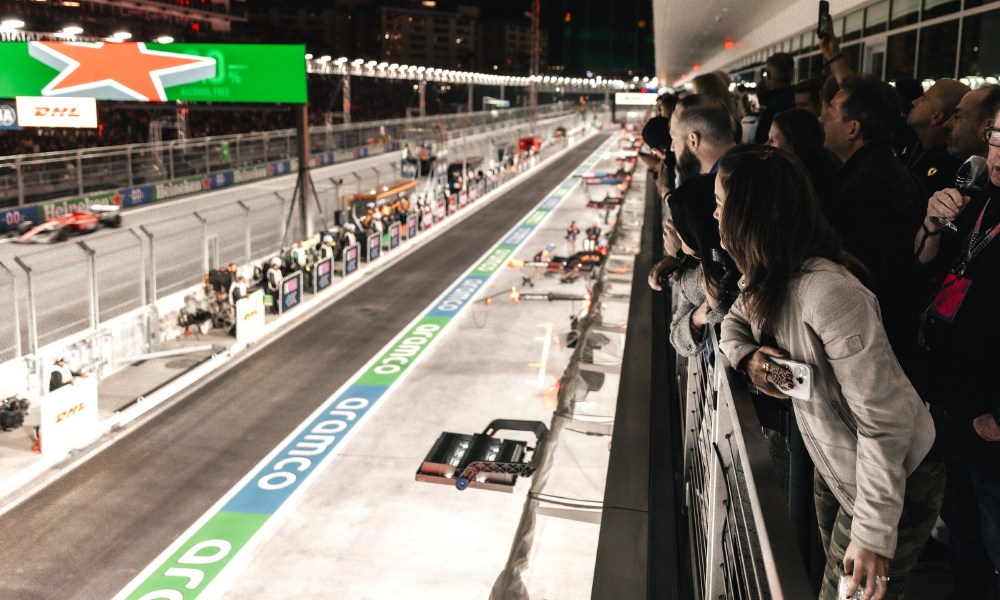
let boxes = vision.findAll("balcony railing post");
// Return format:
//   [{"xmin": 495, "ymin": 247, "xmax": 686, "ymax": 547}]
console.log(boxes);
[
  {"xmin": 76, "ymin": 151, "xmax": 84, "ymax": 195},
  {"xmin": 126, "ymin": 145, "xmax": 134, "ymax": 188},
  {"xmin": 16, "ymin": 156, "xmax": 25, "ymax": 206}
]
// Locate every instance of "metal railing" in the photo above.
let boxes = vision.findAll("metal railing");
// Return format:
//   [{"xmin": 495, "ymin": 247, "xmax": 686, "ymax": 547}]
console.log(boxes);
[
  {"xmin": 0, "ymin": 103, "xmax": 573, "ymax": 207},
  {"xmin": 679, "ymin": 326, "xmax": 813, "ymax": 600}
]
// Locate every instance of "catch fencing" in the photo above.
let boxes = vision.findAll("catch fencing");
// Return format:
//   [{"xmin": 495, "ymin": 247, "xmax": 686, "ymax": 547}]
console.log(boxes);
[
  {"xmin": 0, "ymin": 261, "xmax": 19, "ymax": 363},
  {"xmin": 0, "ymin": 103, "xmax": 573, "ymax": 207},
  {"xmin": 1, "ymin": 111, "xmax": 594, "ymax": 397}
]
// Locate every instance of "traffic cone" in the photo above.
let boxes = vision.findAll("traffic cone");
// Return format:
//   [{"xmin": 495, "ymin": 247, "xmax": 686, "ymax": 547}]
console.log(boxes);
[{"xmin": 32, "ymin": 427, "xmax": 40, "ymax": 453}]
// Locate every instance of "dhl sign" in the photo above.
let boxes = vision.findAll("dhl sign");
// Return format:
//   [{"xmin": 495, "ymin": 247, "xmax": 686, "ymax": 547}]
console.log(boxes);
[
  {"xmin": 16, "ymin": 95, "xmax": 98, "ymax": 128},
  {"xmin": 55, "ymin": 402, "xmax": 87, "ymax": 423}
]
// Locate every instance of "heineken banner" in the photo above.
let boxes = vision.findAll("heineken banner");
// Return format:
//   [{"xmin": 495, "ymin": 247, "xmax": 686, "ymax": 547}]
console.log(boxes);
[{"xmin": 0, "ymin": 42, "xmax": 307, "ymax": 104}]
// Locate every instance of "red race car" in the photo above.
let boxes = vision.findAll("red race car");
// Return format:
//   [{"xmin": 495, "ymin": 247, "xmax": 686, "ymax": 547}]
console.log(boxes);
[{"xmin": 16, "ymin": 204, "xmax": 123, "ymax": 244}]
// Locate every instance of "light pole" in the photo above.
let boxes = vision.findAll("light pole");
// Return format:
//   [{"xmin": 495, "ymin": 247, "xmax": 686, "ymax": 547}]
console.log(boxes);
[{"xmin": 529, "ymin": 0, "xmax": 540, "ymax": 122}]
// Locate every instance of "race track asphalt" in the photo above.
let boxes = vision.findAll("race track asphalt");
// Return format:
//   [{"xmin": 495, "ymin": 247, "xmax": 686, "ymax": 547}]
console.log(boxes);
[{"xmin": 0, "ymin": 134, "xmax": 607, "ymax": 600}]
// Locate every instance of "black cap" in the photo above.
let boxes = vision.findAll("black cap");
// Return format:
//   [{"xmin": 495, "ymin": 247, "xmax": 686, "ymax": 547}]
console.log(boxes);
[{"xmin": 642, "ymin": 116, "xmax": 671, "ymax": 150}]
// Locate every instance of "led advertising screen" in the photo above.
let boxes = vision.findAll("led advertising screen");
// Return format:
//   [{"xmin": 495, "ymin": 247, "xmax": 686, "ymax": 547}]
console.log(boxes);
[
  {"xmin": 406, "ymin": 213, "xmax": 418, "ymax": 240},
  {"xmin": 0, "ymin": 42, "xmax": 307, "ymax": 104},
  {"xmin": 388, "ymin": 222, "xmax": 401, "ymax": 250},
  {"xmin": 280, "ymin": 272, "xmax": 303, "ymax": 313},
  {"xmin": 315, "ymin": 257, "xmax": 333, "ymax": 292},
  {"xmin": 343, "ymin": 243, "xmax": 360, "ymax": 275}
]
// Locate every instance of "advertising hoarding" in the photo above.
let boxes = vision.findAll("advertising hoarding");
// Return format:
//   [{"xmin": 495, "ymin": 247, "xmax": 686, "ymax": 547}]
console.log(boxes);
[
  {"xmin": 235, "ymin": 290, "xmax": 265, "ymax": 343},
  {"xmin": 314, "ymin": 257, "xmax": 334, "ymax": 292},
  {"xmin": 406, "ymin": 213, "xmax": 418, "ymax": 240},
  {"xmin": 0, "ymin": 42, "xmax": 307, "ymax": 104},
  {"xmin": 279, "ymin": 271, "xmax": 303, "ymax": 314},
  {"xmin": 41, "ymin": 377, "xmax": 99, "ymax": 458},
  {"xmin": 388, "ymin": 222, "xmax": 401, "ymax": 250},
  {"xmin": 367, "ymin": 234, "xmax": 381, "ymax": 262},
  {"xmin": 614, "ymin": 92, "xmax": 657, "ymax": 106},
  {"xmin": 0, "ymin": 100, "xmax": 20, "ymax": 130},
  {"xmin": 343, "ymin": 243, "xmax": 360, "ymax": 275},
  {"xmin": 16, "ymin": 95, "xmax": 97, "ymax": 128}
]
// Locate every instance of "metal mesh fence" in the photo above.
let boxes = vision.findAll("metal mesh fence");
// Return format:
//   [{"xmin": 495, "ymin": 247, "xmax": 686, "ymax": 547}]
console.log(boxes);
[
  {"xmin": 244, "ymin": 192, "xmax": 286, "ymax": 260},
  {"xmin": 81, "ymin": 151, "xmax": 124, "ymax": 193},
  {"xmin": 0, "ymin": 110, "xmax": 591, "ymax": 359},
  {"xmin": 0, "ymin": 261, "xmax": 19, "ymax": 362},
  {"xmin": 200, "ymin": 203, "xmax": 251, "ymax": 268},
  {"xmin": 144, "ymin": 215, "xmax": 206, "ymax": 300},
  {"xmin": 312, "ymin": 179, "xmax": 340, "ymax": 229},
  {"xmin": 17, "ymin": 244, "xmax": 93, "ymax": 350},
  {"xmin": 87, "ymin": 231, "xmax": 146, "ymax": 323}
]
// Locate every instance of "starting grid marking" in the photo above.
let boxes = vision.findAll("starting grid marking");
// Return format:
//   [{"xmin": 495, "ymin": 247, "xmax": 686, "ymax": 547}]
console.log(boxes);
[{"xmin": 115, "ymin": 134, "xmax": 617, "ymax": 600}]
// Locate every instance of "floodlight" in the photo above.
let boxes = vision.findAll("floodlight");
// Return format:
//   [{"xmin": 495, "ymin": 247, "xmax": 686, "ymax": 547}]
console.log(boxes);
[
  {"xmin": 1, "ymin": 19, "xmax": 25, "ymax": 30},
  {"xmin": 112, "ymin": 31, "xmax": 132, "ymax": 40},
  {"xmin": 61, "ymin": 26, "xmax": 83, "ymax": 36},
  {"xmin": 155, "ymin": 35, "xmax": 174, "ymax": 44},
  {"xmin": 415, "ymin": 420, "xmax": 548, "ymax": 492}
]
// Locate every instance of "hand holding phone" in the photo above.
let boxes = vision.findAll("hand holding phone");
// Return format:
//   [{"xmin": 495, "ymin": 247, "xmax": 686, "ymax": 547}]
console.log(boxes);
[
  {"xmin": 817, "ymin": 0, "xmax": 831, "ymax": 39},
  {"xmin": 768, "ymin": 357, "xmax": 814, "ymax": 401}
]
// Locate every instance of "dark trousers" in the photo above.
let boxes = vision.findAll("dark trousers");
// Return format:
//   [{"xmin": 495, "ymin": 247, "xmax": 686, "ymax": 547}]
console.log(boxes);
[{"xmin": 942, "ymin": 460, "xmax": 1000, "ymax": 599}]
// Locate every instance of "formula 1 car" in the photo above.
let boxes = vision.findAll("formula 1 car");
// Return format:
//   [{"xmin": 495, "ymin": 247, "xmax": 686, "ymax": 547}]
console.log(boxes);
[
  {"xmin": 15, "ymin": 204, "xmax": 122, "ymax": 244},
  {"xmin": 579, "ymin": 170, "xmax": 632, "ymax": 185},
  {"xmin": 509, "ymin": 249, "xmax": 605, "ymax": 283},
  {"xmin": 586, "ymin": 193, "xmax": 623, "ymax": 210}
]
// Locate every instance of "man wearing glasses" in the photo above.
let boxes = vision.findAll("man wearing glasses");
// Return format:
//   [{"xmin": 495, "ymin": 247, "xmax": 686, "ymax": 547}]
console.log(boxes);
[{"xmin": 917, "ymin": 92, "xmax": 1000, "ymax": 600}]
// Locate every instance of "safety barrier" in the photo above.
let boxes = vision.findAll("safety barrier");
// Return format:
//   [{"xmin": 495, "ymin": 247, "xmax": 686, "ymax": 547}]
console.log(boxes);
[
  {"xmin": 0, "ymin": 260, "xmax": 18, "ymax": 363},
  {"xmin": 0, "ymin": 103, "xmax": 573, "ymax": 208},
  {"xmin": 608, "ymin": 171, "xmax": 813, "ymax": 599},
  {"xmin": 0, "ymin": 112, "xmax": 598, "ymax": 400},
  {"xmin": 679, "ymin": 329, "xmax": 812, "ymax": 599}
]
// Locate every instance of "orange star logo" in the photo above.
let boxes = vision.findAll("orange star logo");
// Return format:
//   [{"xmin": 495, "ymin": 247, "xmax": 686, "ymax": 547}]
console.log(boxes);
[{"xmin": 28, "ymin": 42, "xmax": 216, "ymax": 102}]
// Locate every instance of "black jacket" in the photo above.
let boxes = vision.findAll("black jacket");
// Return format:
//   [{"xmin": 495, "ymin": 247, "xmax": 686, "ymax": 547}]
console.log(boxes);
[
  {"xmin": 923, "ymin": 186, "xmax": 1000, "ymax": 416},
  {"xmin": 822, "ymin": 142, "xmax": 926, "ymax": 375},
  {"xmin": 753, "ymin": 85, "xmax": 796, "ymax": 145},
  {"xmin": 905, "ymin": 142, "xmax": 962, "ymax": 201}
]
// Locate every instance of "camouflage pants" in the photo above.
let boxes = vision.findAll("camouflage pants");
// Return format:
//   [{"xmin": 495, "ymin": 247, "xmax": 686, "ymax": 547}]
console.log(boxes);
[{"xmin": 815, "ymin": 461, "xmax": 945, "ymax": 600}]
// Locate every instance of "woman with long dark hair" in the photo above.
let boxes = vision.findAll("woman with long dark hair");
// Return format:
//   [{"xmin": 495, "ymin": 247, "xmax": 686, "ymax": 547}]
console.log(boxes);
[
  {"xmin": 715, "ymin": 145, "xmax": 942, "ymax": 600},
  {"xmin": 768, "ymin": 107, "xmax": 840, "ymax": 204},
  {"xmin": 665, "ymin": 175, "xmax": 738, "ymax": 356}
]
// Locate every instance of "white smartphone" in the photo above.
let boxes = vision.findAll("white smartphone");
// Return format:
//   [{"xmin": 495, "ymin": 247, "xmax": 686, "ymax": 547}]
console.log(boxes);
[{"xmin": 770, "ymin": 357, "xmax": 813, "ymax": 401}]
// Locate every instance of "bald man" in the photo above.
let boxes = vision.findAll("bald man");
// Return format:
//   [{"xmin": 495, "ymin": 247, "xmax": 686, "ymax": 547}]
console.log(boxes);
[{"xmin": 905, "ymin": 79, "xmax": 971, "ymax": 198}]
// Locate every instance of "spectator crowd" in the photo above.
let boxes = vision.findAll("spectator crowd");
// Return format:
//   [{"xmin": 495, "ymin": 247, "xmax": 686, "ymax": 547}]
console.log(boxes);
[
  {"xmin": 2, "ymin": 74, "xmax": 490, "ymax": 159},
  {"xmin": 644, "ymin": 22, "xmax": 1000, "ymax": 600}
]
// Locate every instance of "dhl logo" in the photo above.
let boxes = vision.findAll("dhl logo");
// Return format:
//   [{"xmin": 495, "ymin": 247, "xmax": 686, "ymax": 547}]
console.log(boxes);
[
  {"xmin": 34, "ymin": 107, "xmax": 81, "ymax": 117},
  {"xmin": 55, "ymin": 402, "xmax": 86, "ymax": 423}
]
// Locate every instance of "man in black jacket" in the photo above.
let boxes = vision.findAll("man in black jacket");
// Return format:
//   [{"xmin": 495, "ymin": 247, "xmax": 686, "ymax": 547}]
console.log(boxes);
[
  {"xmin": 821, "ymin": 75, "xmax": 926, "ymax": 377},
  {"xmin": 905, "ymin": 79, "xmax": 970, "ymax": 199},
  {"xmin": 915, "ymin": 90, "xmax": 1000, "ymax": 600}
]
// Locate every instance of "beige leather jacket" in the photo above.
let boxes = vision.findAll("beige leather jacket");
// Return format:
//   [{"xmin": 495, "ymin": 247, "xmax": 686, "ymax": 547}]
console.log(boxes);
[{"xmin": 719, "ymin": 257, "xmax": 935, "ymax": 558}]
